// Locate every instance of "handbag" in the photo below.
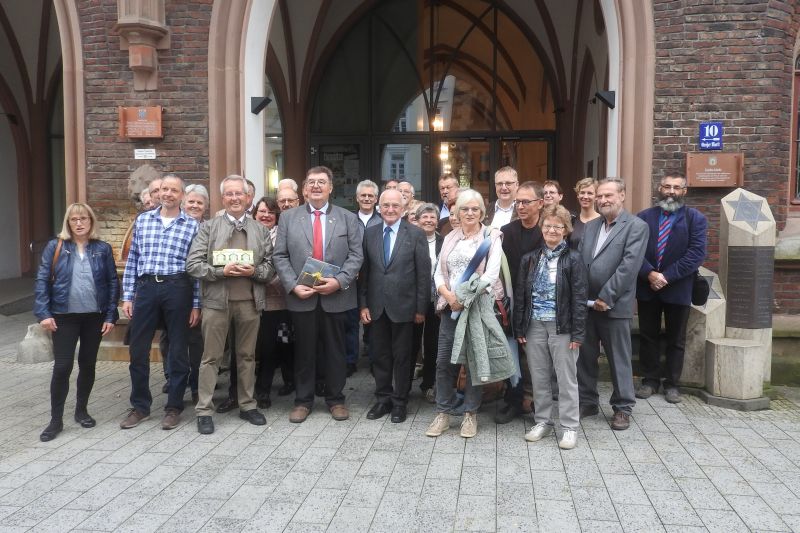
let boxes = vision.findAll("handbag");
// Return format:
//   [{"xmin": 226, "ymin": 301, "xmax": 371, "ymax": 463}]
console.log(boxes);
[
  {"xmin": 494, "ymin": 295, "xmax": 512, "ymax": 335},
  {"xmin": 691, "ymin": 271, "xmax": 709, "ymax": 306}
]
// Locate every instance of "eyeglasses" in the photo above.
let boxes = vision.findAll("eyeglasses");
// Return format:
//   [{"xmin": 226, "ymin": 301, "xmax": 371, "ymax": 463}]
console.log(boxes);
[
  {"xmin": 307, "ymin": 179, "xmax": 329, "ymax": 187},
  {"xmin": 660, "ymin": 185, "xmax": 685, "ymax": 191},
  {"xmin": 223, "ymin": 191, "xmax": 246, "ymax": 199},
  {"xmin": 278, "ymin": 199, "xmax": 298, "ymax": 204},
  {"xmin": 543, "ymin": 190, "xmax": 559, "ymax": 197},
  {"xmin": 516, "ymin": 199, "xmax": 541, "ymax": 206},
  {"xmin": 69, "ymin": 216, "xmax": 90, "ymax": 224},
  {"xmin": 542, "ymin": 224, "xmax": 565, "ymax": 232},
  {"xmin": 459, "ymin": 206, "xmax": 481, "ymax": 213},
  {"xmin": 496, "ymin": 181, "xmax": 517, "ymax": 189}
]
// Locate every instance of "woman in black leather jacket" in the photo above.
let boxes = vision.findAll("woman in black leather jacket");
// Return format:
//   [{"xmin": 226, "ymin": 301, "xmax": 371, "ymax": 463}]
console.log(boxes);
[
  {"xmin": 34, "ymin": 203, "xmax": 119, "ymax": 441},
  {"xmin": 513, "ymin": 204, "xmax": 587, "ymax": 450}
]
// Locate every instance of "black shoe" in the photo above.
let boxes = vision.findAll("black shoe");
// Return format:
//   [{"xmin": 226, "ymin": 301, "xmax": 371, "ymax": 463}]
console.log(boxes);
[
  {"xmin": 366, "ymin": 402, "xmax": 392, "ymax": 420},
  {"xmin": 346, "ymin": 363, "xmax": 357, "ymax": 377},
  {"xmin": 635, "ymin": 383, "xmax": 657, "ymax": 399},
  {"xmin": 74, "ymin": 411, "xmax": 96, "ymax": 428},
  {"xmin": 239, "ymin": 409, "xmax": 267, "ymax": 426},
  {"xmin": 256, "ymin": 394, "xmax": 272, "ymax": 409},
  {"xmin": 315, "ymin": 382, "xmax": 326, "ymax": 397},
  {"xmin": 162, "ymin": 380, "xmax": 169, "ymax": 393},
  {"xmin": 40, "ymin": 419, "xmax": 63, "ymax": 442},
  {"xmin": 579, "ymin": 404, "xmax": 600, "ymax": 419},
  {"xmin": 494, "ymin": 403, "xmax": 521, "ymax": 424},
  {"xmin": 216, "ymin": 398, "xmax": 238, "ymax": 413},
  {"xmin": 278, "ymin": 383, "xmax": 294, "ymax": 396},
  {"xmin": 390, "ymin": 405, "xmax": 407, "ymax": 423},
  {"xmin": 197, "ymin": 416, "xmax": 214, "ymax": 434}
]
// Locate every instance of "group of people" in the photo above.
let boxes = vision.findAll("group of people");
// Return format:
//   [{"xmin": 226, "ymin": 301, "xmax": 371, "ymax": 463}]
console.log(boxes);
[{"xmin": 33, "ymin": 165, "xmax": 706, "ymax": 451}]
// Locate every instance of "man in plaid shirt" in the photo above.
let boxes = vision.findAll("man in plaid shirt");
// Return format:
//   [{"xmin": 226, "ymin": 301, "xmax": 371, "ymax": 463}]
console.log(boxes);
[{"xmin": 120, "ymin": 175, "xmax": 201, "ymax": 430}]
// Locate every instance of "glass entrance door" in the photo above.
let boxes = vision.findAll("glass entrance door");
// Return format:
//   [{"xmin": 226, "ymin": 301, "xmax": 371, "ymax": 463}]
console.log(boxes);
[{"xmin": 435, "ymin": 139, "xmax": 491, "ymax": 203}]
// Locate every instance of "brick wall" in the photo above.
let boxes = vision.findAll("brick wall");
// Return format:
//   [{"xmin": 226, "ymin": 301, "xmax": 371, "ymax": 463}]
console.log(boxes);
[
  {"xmin": 79, "ymin": 0, "xmax": 213, "ymax": 253},
  {"xmin": 651, "ymin": 0, "xmax": 800, "ymax": 312}
]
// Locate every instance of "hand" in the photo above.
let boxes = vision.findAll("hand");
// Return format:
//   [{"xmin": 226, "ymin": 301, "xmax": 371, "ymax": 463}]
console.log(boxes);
[
  {"xmin": 122, "ymin": 301, "xmax": 133, "ymax": 319},
  {"xmin": 360, "ymin": 308, "xmax": 372, "ymax": 324},
  {"xmin": 293, "ymin": 285, "xmax": 316, "ymax": 299},
  {"xmin": 101, "ymin": 322, "xmax": 115, "ymax": 336},
  {"xmin": 449, "ymin": 300, "xmax": 464, "ymax": 312},
  {"xmin": 569, "ymin": 341, "xmax": 581, "ymax": 350},
  {"xmin": 39, "ymin": 318, "xmax": 57, "ymax": 333},
  {"xmin": 517, "ymin": 336, "xmax": 526, "ymax": 345},
  {"xmin": 647, "ymin": 271, "xmax": 668, "ymax": 291},
  {"xmin": 414, "ymin": 313, "xmax": 425, "ymax": 324},
  {"xmin": 313, "ymin": 277, "xmax": 341, "ymax": 295},
  {"xmin": 223, "ymin": 263, "xmax": 254, "ymax": 277},
  {"xmin": 592, "ymin": 299, "xmax": 609, "ymax": 312},
  {"xmin": 189, "ymin": 308, "xmax": 201, "ymax": 327}
]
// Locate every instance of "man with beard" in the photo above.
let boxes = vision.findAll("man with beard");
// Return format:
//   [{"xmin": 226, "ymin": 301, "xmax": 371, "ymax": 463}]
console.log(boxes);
[
  {"xmin": 635, "ymin": 172, "xmax": 707, "ymax": 404},
  {"xmin": 577, "ymin": 177, "xmax": 648, "ymax": 431}
]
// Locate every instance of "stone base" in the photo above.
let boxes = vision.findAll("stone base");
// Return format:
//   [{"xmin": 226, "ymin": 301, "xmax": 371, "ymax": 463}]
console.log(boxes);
[
  {"xmin": 679, "ymin": 386, "xmax": 771, "ymax": 411},
  {"xmin": 705, "ymin": 338, "xmax": 765, "ymax": 399},
  {"xmin": 17, "ymin": 324, "xmax": 54, "ymax": 363}
]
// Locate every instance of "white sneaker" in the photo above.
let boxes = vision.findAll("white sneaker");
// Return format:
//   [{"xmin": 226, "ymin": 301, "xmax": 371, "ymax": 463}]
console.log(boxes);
[
  {"xmin": 425, "ymin": 413, "xmax": 450, "ymax": 437},
  {"xmin": 524, "ymin": 423, "xmax": 553, "ymax": 442},
  {"xmin": 558, "ymin": 429, "xmax": 578, "ymax": 449},
  {"xmin": 460, "ymin": 412, "xmax": 477, "ymax": 438}
]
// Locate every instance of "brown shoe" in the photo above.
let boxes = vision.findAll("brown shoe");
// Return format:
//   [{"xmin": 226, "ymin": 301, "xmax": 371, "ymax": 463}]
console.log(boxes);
[
  {"xmin": 289, "ymin": 405, "xmax": 310, "ymax": 424},
  {"xmin": 611, "ymin": 411, "xmax": 630, "ymax": 431},
  {"xmin": 162, "ymin": 408, "xmax": 181, "ymax": 430},
  {"xmin": 120, "ymin": 409, "xmax": 149, "ymax": 429},
  {"xmin": 330, "ymin": 404, "xmax": 349, "ymax": 421}
]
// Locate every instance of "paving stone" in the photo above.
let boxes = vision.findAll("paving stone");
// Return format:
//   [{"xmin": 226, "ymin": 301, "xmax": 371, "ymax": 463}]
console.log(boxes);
[
  {"xmin": 701, "ymin": 466, "xmax": 757, "ymax": 496},
  {"xmin": 240, "ymin": 497, "xmax": 301, "ymax": 533},
  {"xmin": 531, "ymin": 469, "xmax": 571, "ymax": 501},
  {"xmin": 417, "ymin": 478, "xmax": 459, "ymax": 512},
  {"xmin": 570, "ymin": 486, "xmax": 617, "ymax": 522},
  {"xmin": 602, "ymin": 473, "xmax": 650, "ymax": 506},
  {"xmin": 564, "ymin": 459, "xmax": 605, "ymax": 488},
  {"xmin": 327, "ymin": 505, "xmax": 376, "ymax": 532},
  {"xmin": 496, "ymin": 482, "xmax": 535, "ymax": 517},
  {"xmin": 63, "ymin": 476, "xmax": 136, "ymax": 511},
  {"xmin": 0, "ymin": 488, "xmax": 81, "ymax": 528},
  {"xmin": 750, "ymin": 481, "xmax": 800, "ymax": 515},
  {"xmin": 592, "ymin": 448, "xmax": 634, "ymax": 475},
  {"xmin": 386, "ymin": 461, "xmax": 427, "ymax": 493},
  {"xmin": 291, "ymin": 487, "xmax": 347, "ymax": 524},
  {"xmin": 724, "ymin": 494, "xmax": 791, "ymax": 531},
  {"xmin": 614, "ymin": 502, "xmax": 666, "ymax": 533},
  {"xmin": 527, "ymin": 441, "xmax": 563, "ymax": 471},
  {"xmin": 695, "ymin": 508, "xmax": 751, "ymax": 533},
  {"xmin": 674, "ymin": 477, "xmax": 730, "ymax": 511},
  {"xmin": 647, "ymin": 489, "xmax": 703, "ymax": 526},
  {"xmin": 496, "ymin": 513, "xmax": 539, "ymax": 532},
  {"xmin": 341, "ymin": 475, "xmax": 390, "ymax": 508},
  {"xmin": 453, "ymin": 494, "xmax": 495, "ymax": 531},
  {"xmin": 32, "ymin": 509, "xmax": 94, "ymax": 532},
  {"xmin": 358, "ymin": 450, "xmax": 400, "ymax": 477},
  {"xmin": 579, "ymin": 519, "xmax": 624, "ymax": 532},
  {"xmin": 371, "ymin": 491, "xmax": 420, "ymax": 531},
  {"xmin": 158, "ymin": 497, "xmax": 225, "ymax": 532},
  {"xmin": 427, "ymin": 452, "xmax": 463, "ymax": 479},
  {"xmin": 496, "ymin": 454, "xmax": 531, "ymax": 484},
  {"xmin": 536, "ymin": 498, "xmax": 580, "ymax": 531}
]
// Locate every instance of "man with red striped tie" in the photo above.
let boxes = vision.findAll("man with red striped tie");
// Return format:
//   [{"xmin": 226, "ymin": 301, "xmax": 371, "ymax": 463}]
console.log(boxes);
[{"xmin": 635, "ymin": 172, "xmax": 707, "ymax": 404}]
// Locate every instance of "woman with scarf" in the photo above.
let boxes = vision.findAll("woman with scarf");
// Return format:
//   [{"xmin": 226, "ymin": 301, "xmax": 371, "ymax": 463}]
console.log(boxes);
[{"xmin": 514, "ymin": 204, "xmax": 587, "ymax": 450}]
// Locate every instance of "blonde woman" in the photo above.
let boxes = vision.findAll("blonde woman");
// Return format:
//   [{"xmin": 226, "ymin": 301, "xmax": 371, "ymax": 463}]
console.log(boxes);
[{"xmin": 34, "ymin": 203, "xmax": 119, "ymax": 441}]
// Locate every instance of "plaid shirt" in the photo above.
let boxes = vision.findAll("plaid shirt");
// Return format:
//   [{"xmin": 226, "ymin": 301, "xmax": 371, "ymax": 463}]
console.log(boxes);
[{"xmin": 122, "ymin": 207, "xmax": 200, "ymax": 307}]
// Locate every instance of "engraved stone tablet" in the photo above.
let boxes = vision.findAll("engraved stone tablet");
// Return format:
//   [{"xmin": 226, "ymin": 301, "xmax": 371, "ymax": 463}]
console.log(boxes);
[{"xmin": 725, "ymin": 246, "xmax": 773, "ymax": 329}]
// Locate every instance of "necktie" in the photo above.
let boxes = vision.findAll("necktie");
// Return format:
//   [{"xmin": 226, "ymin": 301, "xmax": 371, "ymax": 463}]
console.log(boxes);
[
  {"xmin": 312, "ymin": 210, "xmax": 323, "ymax": 260},
  {"xmin": 656, "ymin": 211, "xmax": 672, "ymax": 269},
  {"xmin": 383, "ymin": 227, "xmax": 392, "ymax": 266}
]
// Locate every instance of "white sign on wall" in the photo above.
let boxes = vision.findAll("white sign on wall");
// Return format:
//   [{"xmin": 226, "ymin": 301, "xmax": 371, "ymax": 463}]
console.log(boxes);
[{"xmin": 134, "ymin": 148, "xmax": 157, "ymax": 160}]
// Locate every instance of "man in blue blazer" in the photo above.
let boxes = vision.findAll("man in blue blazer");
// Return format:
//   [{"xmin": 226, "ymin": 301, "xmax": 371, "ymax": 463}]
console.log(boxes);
[
  {"xmin": 359, "ymin": 189, "xmax": 430, "ymax": 423},
  {"xmin": 635, "ymin": 172, "xmax": 707, "ymax": 404}
]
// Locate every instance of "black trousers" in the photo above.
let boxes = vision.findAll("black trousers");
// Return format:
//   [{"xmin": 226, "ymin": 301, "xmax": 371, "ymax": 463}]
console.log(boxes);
[
  {"xmin": 637, "ymin": 299, "xmax": 690, "ymax": 390},
  {"xmin": 50, "ymin": 313, "xmax": 104, "ymax": 420},
  {"xmin": 291, "ymin": 303, "xmax": 347, "ymax": 408},
  {"xmin": 371, "ymin": 313, "xmax": 413, "ymax": 407},
  {"xmin": 411, "ymin": 302, "xmax": 439, "ymax": 392},
  {"xmin": 255, "ymin": 309, "xmax": 294, "ymax": 396}
]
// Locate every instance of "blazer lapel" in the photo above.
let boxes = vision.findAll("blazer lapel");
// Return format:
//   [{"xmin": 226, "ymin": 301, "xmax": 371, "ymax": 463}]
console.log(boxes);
[
  {"xmin": 300, "ymin": 209, "xmax": 313, "ymax": 247},
  {"xmin": 323, "ymin": 205, "xmax": 336, "ymax": 252},
  {"xmin": 387, "ymin": 222, "xmax": 406, "ymax": 267},
  {"xmin": 594, "ymin": 211, "xmax": 629, "ymax": 258}
]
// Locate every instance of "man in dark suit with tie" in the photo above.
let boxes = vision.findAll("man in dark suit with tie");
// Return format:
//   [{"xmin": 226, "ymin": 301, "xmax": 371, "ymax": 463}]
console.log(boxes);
[
  {"xmin": 635, "ymin": 172, "xmax": 707, "ymax": 404},
  {"xmin": 359, "ymin": 189, "xmax": 430, "ymax": 423},
  {"xmin": 273, "ymin": 166, "xmax": 364, "ymax": 423},
  {"xmin": 577, "ymin": 177, "xmax": 648, "ymax": 430}
]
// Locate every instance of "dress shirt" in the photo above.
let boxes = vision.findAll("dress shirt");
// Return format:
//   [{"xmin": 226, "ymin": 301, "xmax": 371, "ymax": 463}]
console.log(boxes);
[
  {"xmin": 309, "ymin": 202, "xmax": 329, "ymax": 261},
  {"xmin": 382, "ymin": 219, "xmax": 402, "ymax": 260},
  {"xmin": 440, "ymin": 203, "xmax": 450, "ymax": 219},
  {"xmin": 122, "ymin": 207, "xmax": 200, "ymax": 307},
  {"xmin": 489, "ymin": 201, "xmax": 515, "ymax": 228},
  {"xmin": 593, "ymin": 219, "xmax": 617, "ymax": 258}
]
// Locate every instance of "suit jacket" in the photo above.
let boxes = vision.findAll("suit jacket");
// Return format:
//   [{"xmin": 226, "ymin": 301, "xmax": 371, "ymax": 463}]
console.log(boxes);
[
  {"xmin": 273, "ymin": 203, "xmax": 364, "ymax": 312},
  {"xmin": 501, "ymin": 219, "xmax": 543, "ymax": 292},
  {"xmin": 636, "ymin": 205, "xmax": 707, "ymax": 306},
  {"xmin": 359, "ymin": 210, "xmax": 382, "ymax": 229},
  {"xmin": 485, "ymin": 201, "xmax": 518, "ymax": 227},
  {"xmin": 578, "ymin": 209, "xmax": 648, "ymax": 319},
  {"xmin": 358, "ymin": 220, "xmax": 431, "ymax": 322}
]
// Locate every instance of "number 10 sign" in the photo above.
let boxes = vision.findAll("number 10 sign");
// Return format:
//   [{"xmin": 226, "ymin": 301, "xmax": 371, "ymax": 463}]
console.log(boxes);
[{"xmin": 699, "ymin": 122, "xmax": 723, "ymax": 151}]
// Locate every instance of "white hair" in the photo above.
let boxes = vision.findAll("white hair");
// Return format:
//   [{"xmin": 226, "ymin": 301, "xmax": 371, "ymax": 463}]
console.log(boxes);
[
  {"xmin": 184, "ymin": 184, "xmax": 210, "ymax": 202},
  {"xmin": 277, "ymin": 178, "xmax": 298, "ymax": 192},
  {"xmin": 356, "ymin": 179, "xmax": 379, "ymax": 196},
  {"xmin": 454, "ymin": 188, "xmax": 486, "ymax": 221},
  {"xmin": 219, "ymin": 174, "xmax": 248, "ymax": 195}
]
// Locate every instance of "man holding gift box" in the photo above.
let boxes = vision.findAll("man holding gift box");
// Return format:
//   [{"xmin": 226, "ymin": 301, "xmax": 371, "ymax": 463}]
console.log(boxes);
[{"xmin": 186, "ymin": 174, "xmax": 275, "ymax": 435}]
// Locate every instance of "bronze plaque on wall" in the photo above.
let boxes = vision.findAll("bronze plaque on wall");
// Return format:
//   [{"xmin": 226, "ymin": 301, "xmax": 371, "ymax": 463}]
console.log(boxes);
[
  {"xmin": 686, "ymin": 152, "xmax": 743, "ymax": 187},
  {"xmin": 725, "ymin": 246, "xmax": 773, "ymax": 329},
  {"xmin": 119, "ymin": 106, "xmax": 163, "ymax": 138}
]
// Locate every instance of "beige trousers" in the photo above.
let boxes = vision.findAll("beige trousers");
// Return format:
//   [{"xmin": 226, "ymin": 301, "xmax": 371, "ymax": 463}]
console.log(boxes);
[{"xmin": 197, "ymin": 301, "xmax": 260, "ymax": 416}]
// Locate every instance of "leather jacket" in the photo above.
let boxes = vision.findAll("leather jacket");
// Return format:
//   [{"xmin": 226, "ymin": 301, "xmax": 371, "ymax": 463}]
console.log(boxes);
[
  {"xmin": 34, "ymin": 238, "xmax": 120, "ymax": 323},
  {"xmin": 512, "ymin": 246, "xmax": 588, "ymax": 343}
]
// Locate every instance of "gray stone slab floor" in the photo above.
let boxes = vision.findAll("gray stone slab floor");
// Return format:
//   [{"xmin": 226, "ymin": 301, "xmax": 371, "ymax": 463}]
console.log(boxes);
[{"xmin": 0, "ymin": 337, "xmax": 799, "ymax": 531}]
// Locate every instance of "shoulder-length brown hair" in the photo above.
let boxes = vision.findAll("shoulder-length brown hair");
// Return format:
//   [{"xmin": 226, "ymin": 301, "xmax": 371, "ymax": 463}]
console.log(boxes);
[{"xmin": 57, "ymin": 203, "xmax": 99, "ymax": 240}]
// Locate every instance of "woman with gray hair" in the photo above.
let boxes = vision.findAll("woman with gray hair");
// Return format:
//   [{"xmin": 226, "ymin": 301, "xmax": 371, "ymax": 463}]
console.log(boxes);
[
  {"xmin": 427, "ymin": 189, "xmax": 514, "ymax": 438},
  {"xmin": 409, "ymin": 203, "xmax": 442, "ymax": 401}
]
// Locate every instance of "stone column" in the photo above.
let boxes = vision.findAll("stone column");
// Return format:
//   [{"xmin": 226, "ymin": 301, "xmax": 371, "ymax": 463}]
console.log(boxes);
[
  {"xmin": 717, "ymin": 188, "xmax": 775, "ymax": 385},
  {"xmin": 681, "ymin": 267, "xmax": 725, "ymax": 387}
]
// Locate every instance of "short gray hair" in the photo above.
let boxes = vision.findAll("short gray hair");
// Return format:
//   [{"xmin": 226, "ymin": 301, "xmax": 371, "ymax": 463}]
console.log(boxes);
[
  {"xmin": 162, "ymin": 174, "xmax": 185, "ymax": 191},
  {"xmin": 597, "ymin": 177, "xmax": 626, "ymax": 193},
  {"xmin": 219, "ymin": 174, "xmax": 248, "ymax": 195},
  {"xmin": 415, "ymin": 202, "xmax": 440, "ymax": 220},
  {"xmin": 185, "ymin": 184, "xmax": 210, "ymax": 202},
  {"xmin": 356, "ymin": 179, "xmax": 379, "ymax": 196},
  {"xmin": 277, "ymin": 178, "xmax": 298, "ymax": 192},
  {"xmin": 453, "ymin": 188, "xmax": 486, "ymax": 221}
]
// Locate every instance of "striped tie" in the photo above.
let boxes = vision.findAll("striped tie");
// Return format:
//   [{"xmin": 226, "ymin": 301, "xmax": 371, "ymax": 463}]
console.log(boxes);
[{"xmin": 656, "ymin": 212, "xmax": 672, "ymax": 269}]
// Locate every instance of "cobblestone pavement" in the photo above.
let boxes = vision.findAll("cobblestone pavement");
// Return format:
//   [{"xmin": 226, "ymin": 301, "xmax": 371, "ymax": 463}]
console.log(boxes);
[{"xmin": 0, "ymin": 333, "xmax": 799, "ymax": 531}]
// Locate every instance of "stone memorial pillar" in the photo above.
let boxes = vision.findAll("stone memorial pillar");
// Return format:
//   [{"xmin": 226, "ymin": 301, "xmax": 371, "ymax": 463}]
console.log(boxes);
[
  {"xmin": 681, "ymin": 267, "xmax": 725, "ymax": 387},
  {"xmin": 706, "ymin": 188, "xmax": 774, "ymax": 408}
]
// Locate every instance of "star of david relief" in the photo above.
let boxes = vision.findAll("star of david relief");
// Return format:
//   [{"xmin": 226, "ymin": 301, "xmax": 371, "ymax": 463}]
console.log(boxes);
[
  {"xmin": 725, "ymin": 192, "xmax": 771, "ymax": 231},
  {"xmin": 702, "ymin": 275, "xmax": 721, "ymax": 300}
]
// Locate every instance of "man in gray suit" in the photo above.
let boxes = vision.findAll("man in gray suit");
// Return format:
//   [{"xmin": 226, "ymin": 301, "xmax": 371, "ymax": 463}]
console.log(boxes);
[
  {"xmin": 359, "ymin": 189, "xmax": 430, "ymax": 423},
  {"xmin": 577, "ymin": 177, "xmax": 648, "ymax": 430},
  {"xmin": 273, "ymin": 166, "xmax": 364, "ymax": 423}
]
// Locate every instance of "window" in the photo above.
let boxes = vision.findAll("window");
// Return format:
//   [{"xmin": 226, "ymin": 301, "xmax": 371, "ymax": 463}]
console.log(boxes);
[
  {"xmin": 390, "ymin": 153, "xmax": 406, "ymax": 179},
  {"xmin": 792, "ymin": 55, "xmax": 800, "ymax": 204}
]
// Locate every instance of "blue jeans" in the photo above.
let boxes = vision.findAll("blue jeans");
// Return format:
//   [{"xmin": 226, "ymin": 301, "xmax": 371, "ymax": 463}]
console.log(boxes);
[{"xmin": 128, "ymin": 275, "xmax": 193, "ymax": 415}]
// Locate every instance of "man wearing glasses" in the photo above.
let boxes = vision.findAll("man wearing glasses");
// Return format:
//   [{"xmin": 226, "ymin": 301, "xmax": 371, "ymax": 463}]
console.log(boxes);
[
  {"xmin": 486, "ymin": 166, "xmax": 519, "ymax": 228},
  {"xmin": 635, "ymin": 172, "xmax": 707, "ymax": 404}
]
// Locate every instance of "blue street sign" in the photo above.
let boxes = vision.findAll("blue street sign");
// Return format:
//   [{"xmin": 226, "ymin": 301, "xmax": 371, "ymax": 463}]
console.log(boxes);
[{"xmin": 699, "ymin": 122, "xmax": 723, "ymax": 151}]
